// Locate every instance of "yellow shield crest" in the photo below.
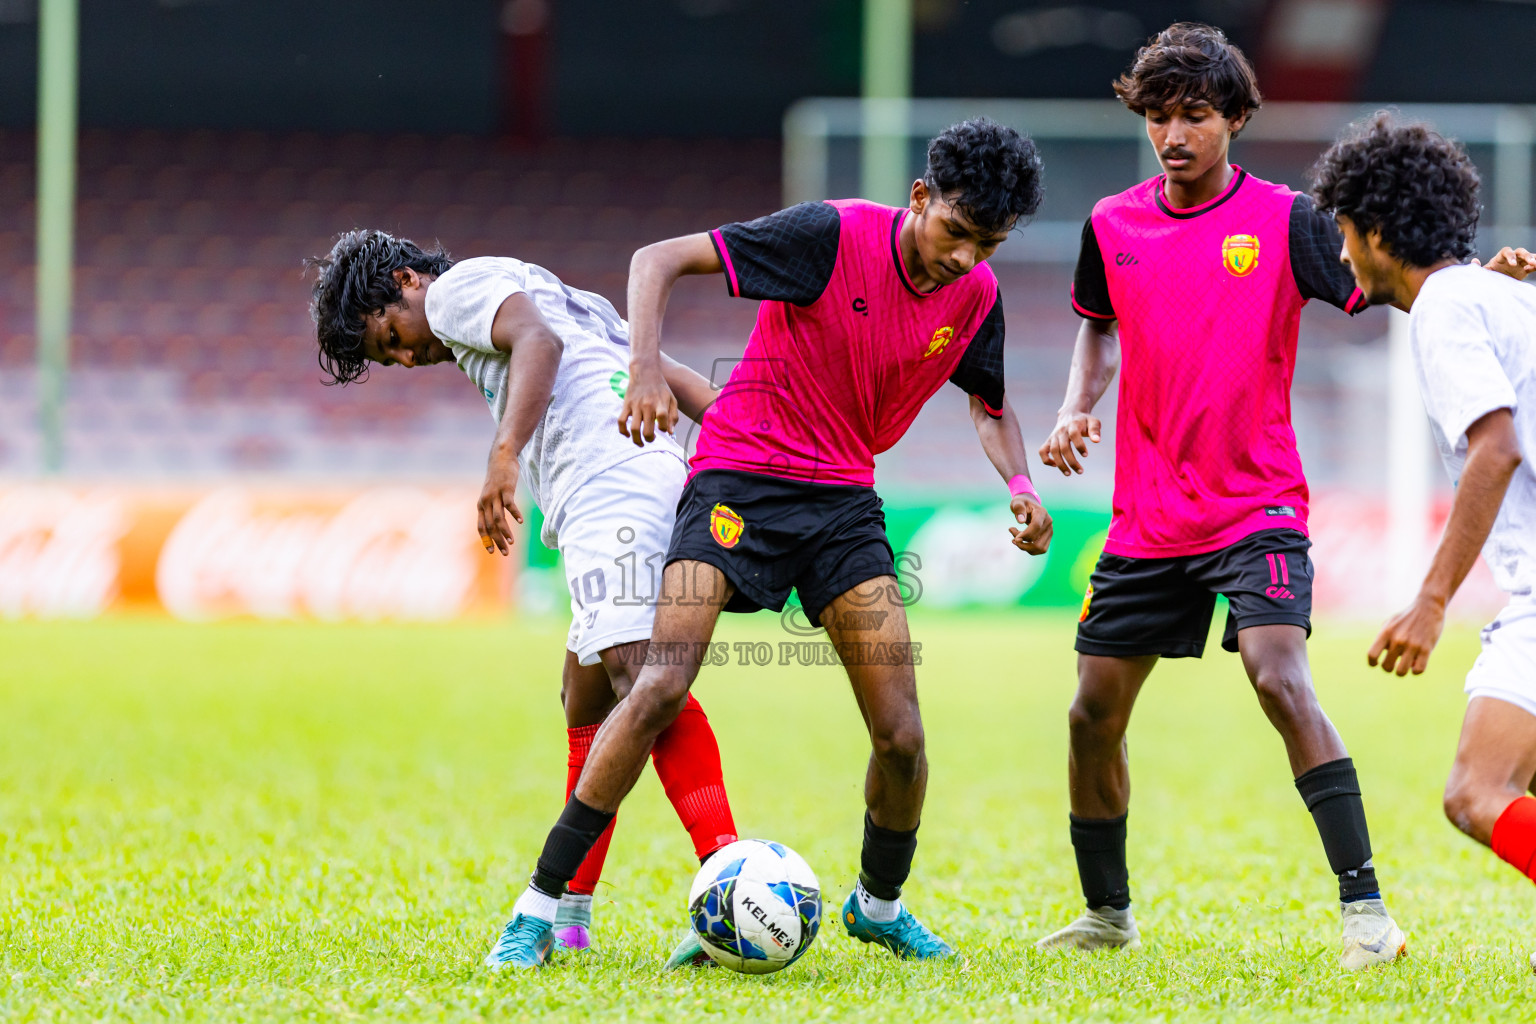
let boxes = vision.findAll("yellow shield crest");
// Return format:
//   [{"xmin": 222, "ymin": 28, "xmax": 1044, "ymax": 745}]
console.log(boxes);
[
  {"xmin": 709, "ymin": 503, "xmax": 744, "ymax": 549},
  {"xmin": 1221, "ymin": 234, "xmax": 1260, "ymax": 277},
  {"xmin": 922, "ymin": 325, "xmax": 954, "ymax": 359},
  {"xmin": 1079, "ymin": 583, "xmax": 1094, "ymax": 623}
]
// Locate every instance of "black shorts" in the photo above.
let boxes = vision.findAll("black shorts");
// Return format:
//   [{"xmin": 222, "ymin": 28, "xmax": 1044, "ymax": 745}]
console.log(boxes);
[
  {"xmin": 1075, "ymin": 528, "xmax": 1314, "ymax": 659},
  {"xmin": 665, "ymin": 469, "xmax": 895, "ymax": 628}
]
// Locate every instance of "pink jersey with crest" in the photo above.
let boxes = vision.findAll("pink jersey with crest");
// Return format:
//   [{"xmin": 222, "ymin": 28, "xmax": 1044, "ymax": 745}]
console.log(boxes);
[
  {"xmin": 1072, "ymin": 167, "xmax": 1367, "ymax": 558},
  {"xmin": 692, "ymin": 199, "xmax": 1006, "ymax": 487}
]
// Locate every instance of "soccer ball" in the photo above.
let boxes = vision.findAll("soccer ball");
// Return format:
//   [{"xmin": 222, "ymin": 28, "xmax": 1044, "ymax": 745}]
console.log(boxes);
[{"xmin": 687, "ymin": 838, "xmax": 821, "ymax": 974}]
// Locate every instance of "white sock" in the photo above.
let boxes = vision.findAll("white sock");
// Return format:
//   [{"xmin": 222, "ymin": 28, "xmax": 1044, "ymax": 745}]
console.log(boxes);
[
  {"xmin": 856, "ymin": 880, "xmax": 902, "ymax": 923},
  {"xmin": 512, "ymin": 885, "xmax": 559, "ymax": 924},
  {"xmin": 559, "ymin": 892, "xmax": 592, "ymax": 912}
]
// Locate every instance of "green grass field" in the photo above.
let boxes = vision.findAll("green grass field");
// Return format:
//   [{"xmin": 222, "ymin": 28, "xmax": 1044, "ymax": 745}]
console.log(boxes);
[{"xmin": 1, "ymin": 611, "xmax": 1530, "ymax": 1022}]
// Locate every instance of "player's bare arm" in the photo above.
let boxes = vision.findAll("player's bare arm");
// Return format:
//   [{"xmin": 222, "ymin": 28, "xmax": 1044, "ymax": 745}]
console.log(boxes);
[
  {"xmin": 660, "ymin": 352, "xmax": 718, "ymax": 424},
  {"xmin": 620, "ymin": 234, "xmax": 723, "ymax": 446},
  {"xmin": 967, "ymin": 395, "xmax": 1052, "ymax": 554},
  {"xmin": 1369, "ymin": 408, "xmax": 1522, "ymax": 675},
  {"xmin": 1040, "ymin": 317, "xmax": 1117, "ymax": 476},
  {"xmin": 478, "ymin": 292, "xmax": 565, "ymax": 556}
]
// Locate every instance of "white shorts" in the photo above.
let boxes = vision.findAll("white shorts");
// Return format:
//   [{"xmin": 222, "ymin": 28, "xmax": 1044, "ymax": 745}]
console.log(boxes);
[
  {"xmin": 1465, "ymin": 597, "xmax": 1536, "ymax": 718},
  {"xmin": 549, "ymin": 450, "xmax": 686, "ymax": 667}
]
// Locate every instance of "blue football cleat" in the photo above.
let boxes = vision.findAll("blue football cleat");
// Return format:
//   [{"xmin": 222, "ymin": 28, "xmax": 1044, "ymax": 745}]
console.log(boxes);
[
  {"xmin": 484, "ymin": 913, "xmax": 555, "ymax": 970},
  {"xmin": 841, "ymin": 891, "xmax": 955, "ymax": 960}
]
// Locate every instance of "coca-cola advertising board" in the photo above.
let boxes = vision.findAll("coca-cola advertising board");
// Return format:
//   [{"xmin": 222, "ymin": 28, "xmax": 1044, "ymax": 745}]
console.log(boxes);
[{"xmin": 0, "ymin": 485, "xmax": 516, "ymax": 620}]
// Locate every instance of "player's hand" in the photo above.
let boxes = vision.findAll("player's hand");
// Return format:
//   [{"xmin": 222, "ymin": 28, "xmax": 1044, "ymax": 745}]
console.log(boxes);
[
  {"xmin": 1367, "ymin": 593, "xmax": 1447, "ymax": 676},
  {"xmin": 477, "ymin": 453, "xmax": 524, "ymax": 556},
  {"xmin": 1009, "ymin": 495, "xmax": 1053, "ymax": 555},
  {"xmin": 617, "ymin": 361, "xmax": 679, "ymax": 447},
  {"xmin": 1039, "ymin": 412, "xmax": 1102, "ymax": 476},
  {"xmin": 1474, "ymin": 246, "xmax": 1536, "ymax": 281}
]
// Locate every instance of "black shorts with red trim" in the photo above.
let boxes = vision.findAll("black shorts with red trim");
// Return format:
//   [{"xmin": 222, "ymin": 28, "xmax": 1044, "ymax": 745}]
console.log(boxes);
[
  {"xmin": 1075, "ymin": 528, "xmax": 1313, "ymax": 659},
  {"xmin": 665, "ymin": 468, "xmax": 895, "ymax": 628}
]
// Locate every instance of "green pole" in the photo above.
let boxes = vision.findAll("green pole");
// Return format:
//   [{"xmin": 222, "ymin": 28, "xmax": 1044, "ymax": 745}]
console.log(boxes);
[
  {"xmin": 860, "ymin": 0, "xmax": 912, "ymax": 206},
  {"xmin": 35, "ymin": 0, "xmax": 79, "ymax": 475}
]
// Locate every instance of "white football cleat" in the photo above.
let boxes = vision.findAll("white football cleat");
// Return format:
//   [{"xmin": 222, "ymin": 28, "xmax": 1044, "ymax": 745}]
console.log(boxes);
[
  {"xmin": 1338, "ymin": 898, "xmax": 1406, "ymax": 971},
  {"xmin": 1035, "ymin": 905, "xmax": 1141, "ymax": 951}
]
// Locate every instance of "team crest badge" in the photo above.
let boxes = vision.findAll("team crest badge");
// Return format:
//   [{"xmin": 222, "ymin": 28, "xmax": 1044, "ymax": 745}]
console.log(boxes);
[
  {"xmin": 709, "ymin": 503, "xmax": 744, "ymax": 549},
  {"xmin": 1079, "ymin": 583, "xmax": 1094, "ymax": 622},
  {"xmin": 1221, "ymin": 234, "xmax": 1260, "ymax": 277},
  {"xmin": 922, "ymin": 325, "xmax": 954, "ymax": 359}
]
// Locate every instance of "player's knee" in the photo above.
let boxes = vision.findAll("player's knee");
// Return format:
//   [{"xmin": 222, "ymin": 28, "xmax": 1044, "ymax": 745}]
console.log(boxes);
[
  {"xmin": 870, "ymin": 718, "xmax": 925, "ymax": 772},
  {"xmin": 1068, "ymin": 695, "xmax": 1128, "ymax": 745},
  {"xmin": 1250, "ymin": 668, "xmax": 1314, "ymax": 722},
  {"xmin": 1442, "ymin": 774, "xmax": 1499, "ymax": 837},
  {"xmin": 629, "ymin": 668, "xmax": 691, "ymax": 734},
  {"xmin": 1442, "ymin": 777, "xmax": 1478, "ymax": 835}
]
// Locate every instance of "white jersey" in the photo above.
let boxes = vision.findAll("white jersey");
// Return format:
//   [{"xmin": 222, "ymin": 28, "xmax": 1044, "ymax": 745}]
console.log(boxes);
[
  {"xmin": 424, "ymin": 257, "xmax": 685, "ymax": 546},
  {"xmin": 1410, "ymin": 264, "xmax": 1536, "ymax": 596}
]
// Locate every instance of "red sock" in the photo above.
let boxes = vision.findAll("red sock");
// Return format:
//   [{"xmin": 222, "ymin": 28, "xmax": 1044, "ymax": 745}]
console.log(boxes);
[
  {"xmin": 1491, "ymin": 795, "xmax": 1536, "ymax": 881},
  {"xmin": 651, "ymin": 694, "xmax": 738, "ymax": 861},
  {"xmin": 566, "ymin": 723, "xmax": 616, "ymax": 896}
]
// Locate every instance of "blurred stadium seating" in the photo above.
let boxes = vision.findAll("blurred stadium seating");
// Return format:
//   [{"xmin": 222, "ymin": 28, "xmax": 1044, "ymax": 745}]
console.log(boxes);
[
  {"xmin": 0, "ymin": 129, "xmax": 772, "ymax": 478},
  {"xmin": 0, "ymin": 126, "xmax": 1392, "ymax": 492}
]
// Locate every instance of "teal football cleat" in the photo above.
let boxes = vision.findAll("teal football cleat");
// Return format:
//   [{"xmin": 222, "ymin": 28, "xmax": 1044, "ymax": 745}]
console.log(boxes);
[
  {"xmin": 484, "ymin": 913, "xmax": 555, "ymax": 970},
  {"xmin": 662, "ymin": 928, "xmax": 717, "ymax": 970},
  {"xmin": 840, "ymin": 891, "xmax": 954, "ymax": 960}
]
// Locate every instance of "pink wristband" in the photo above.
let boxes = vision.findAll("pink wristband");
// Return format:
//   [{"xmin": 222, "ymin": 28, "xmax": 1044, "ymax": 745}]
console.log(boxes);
[{"xmin": 1007, "ymin": 474, "xmax": 1039, "ymax": 503}]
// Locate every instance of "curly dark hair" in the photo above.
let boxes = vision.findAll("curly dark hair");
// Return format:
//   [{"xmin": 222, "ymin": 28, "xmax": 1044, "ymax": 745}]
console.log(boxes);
[
  {"xmin": 305, "ymin": 229, "xmax": 454, "ymax": 385},
  {"xmin": 1310, "ymin": 113, "xmax": 1481, "ymax": 268},
  {"xmin": 923, "ymin": 117, "xmax": 1044, "ymax": 235},
  {"xmin": 1113, "ymin": 22, "xmax": 1261, "ymax": 134}
]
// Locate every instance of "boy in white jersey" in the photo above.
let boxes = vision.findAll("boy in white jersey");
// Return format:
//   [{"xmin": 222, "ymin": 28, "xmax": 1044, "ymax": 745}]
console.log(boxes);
[
  {"xmin": 307, "ymin": 230, "xmax": 740, "ymax": 966},
  {"xmin": 1314, "ymin": 114, "xmax": 1536, "ymax": 943}
]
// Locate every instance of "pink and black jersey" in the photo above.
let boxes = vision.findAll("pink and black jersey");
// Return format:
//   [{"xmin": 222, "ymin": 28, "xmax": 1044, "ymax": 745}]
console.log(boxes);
[
  {"xmin": 1071, "ymin": 166, "xmax": 1367, "ymax": 558},
  {"xmin": 692, "ymin": 199, "xmax": 1005, "ymax": 487}
]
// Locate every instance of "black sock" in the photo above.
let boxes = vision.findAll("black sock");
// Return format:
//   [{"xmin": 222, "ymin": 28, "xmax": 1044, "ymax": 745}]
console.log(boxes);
[
  {"xmin": 859, "ymin": 812, "xmax": 919, "ymax": 901},
  {"xmin": 1294, "ymin": 758, "xmax": 1379, "ymax": 902},
  {"xmin": 1070, "ymin": 813, "xmax": 1131, "ymax": 910},
  {"xmin": 531, "ymin": 796, "xmax": 615, "ymax": 898}
]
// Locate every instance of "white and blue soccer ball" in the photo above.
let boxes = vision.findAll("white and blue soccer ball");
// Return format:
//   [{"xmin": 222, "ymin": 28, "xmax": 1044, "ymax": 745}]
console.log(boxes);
[{"xmin": 687, "ymin": 838, "xmax": 821, "ymax": 974}]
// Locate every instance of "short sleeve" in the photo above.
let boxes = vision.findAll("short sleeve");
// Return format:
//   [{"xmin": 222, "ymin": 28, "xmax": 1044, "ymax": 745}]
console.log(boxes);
[
  {"xmin": 711, "ymin": 202, "xmax": 841, "ymax": 306},
  {"xmin": 1415, "ymin": 288, "xmax": 1519, "ymax": 449},
  {"xmin": 949, "ymin": 291, "xmax": 1006, "ymax": 417},
  {"xmin": 425, "ymin": 258, "xmax": 525, "ymax": 354},
  {"xmin": 1071, "ymin": 218, "xmax": 1115, "ymax": 320},
  {"xmin": 1289, "ymin": 194, "xmax": 1368, "ymax": 314}
]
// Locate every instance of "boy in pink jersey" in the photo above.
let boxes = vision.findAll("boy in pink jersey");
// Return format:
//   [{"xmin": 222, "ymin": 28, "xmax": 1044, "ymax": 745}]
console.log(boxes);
[
  {"xmin": 487, "ymin": 119, "xmax": 1054, "ymax": 969},
  {"xmin": 1034, "ymin": 23, "xmax": 1408, "ymax": 969}
]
